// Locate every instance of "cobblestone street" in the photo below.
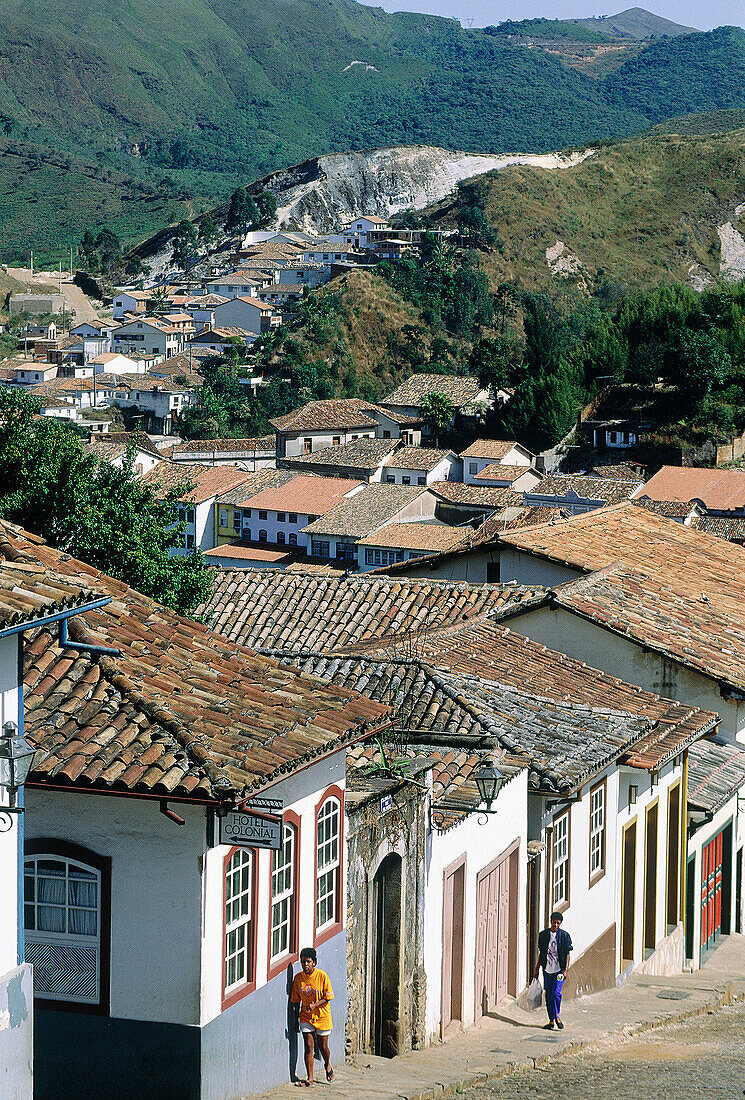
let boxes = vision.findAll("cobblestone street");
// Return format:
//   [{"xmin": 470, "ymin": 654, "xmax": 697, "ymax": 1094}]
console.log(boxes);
[{"xmin": 464, "ymin": 1000, "xmax": 745, "ymax": 1100}]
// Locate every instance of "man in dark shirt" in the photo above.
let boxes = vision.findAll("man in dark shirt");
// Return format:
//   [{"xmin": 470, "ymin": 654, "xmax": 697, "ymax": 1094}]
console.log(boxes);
[{"xmin": 534, "ymin": 911, "xmax": 573, "ymax": 1029}]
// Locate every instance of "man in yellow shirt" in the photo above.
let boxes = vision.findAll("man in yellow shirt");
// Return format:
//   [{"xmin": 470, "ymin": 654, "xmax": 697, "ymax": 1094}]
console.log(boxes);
[{"xmin": 290, "ymin": 947, "xmax": 334, "ymax": 1086}]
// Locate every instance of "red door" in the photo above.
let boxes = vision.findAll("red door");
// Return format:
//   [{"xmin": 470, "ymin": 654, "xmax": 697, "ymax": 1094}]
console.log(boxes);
[{"xmin": 701, "ymin": 831, "xmax": 723, "ymax": 951}]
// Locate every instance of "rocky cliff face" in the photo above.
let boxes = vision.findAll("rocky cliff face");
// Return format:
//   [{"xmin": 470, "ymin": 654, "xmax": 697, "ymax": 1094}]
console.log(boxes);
[
  {"xmin": 135, "ymin": 143, "xmax": 592, "ymax": 276},
  {"xmin": 264, "ymin": 145, "xmax": 593, "ymax": 234}
]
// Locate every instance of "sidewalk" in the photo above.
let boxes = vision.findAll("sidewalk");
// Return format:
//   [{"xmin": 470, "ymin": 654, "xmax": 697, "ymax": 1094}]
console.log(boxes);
[{"xmin": 254, "ymin": 933, "xmax": 745, "ymax": 1100}]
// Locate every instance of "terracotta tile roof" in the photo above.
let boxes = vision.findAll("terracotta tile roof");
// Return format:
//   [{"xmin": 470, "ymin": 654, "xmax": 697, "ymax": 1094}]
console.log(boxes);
[
  {"xmin": 632, "ymin": 497, "xmax": 696, "ymax": 518},
  {"xmin": 186, "ymin": 294, "xmax": 229, "ymax": 306},
  {"xmin": 0, "ymin": 522, "xmax": 106, "ymax": 631},
  {"xmin": 351, "ymin": 616, "xmax": 717, "ymax": 771},
  {"xmin": 141, "ymin": 462, "xmax": 254, "ymax": 504},
  {"xmin": 83, "ymin": 440, "xmax": 127, "ymax": 463},
  {"xmin": 282, "ymin": 438, "xmax": 398, "ymax": 472},
  {"xmin": 216, "ymin": 468, "xmax": 296, "ymax": 505},
  {"xmin": 528, "ymin": 475, "xmax": 642, "ymax": 503},
  {"xmin": 690, "ymin": 515, "xmax": 745, "ymax": 542},
  {"xmin": 103, "ymin": 432, "xmax": 162, "ymax": 457},
  {"xmin": 383, "ymin": 447, "xmax": 454, "ymax": 471},
  {"xmin": 240, "ymin": 475, "xmax": 363, "ymax": 514},
  {"xmin": 641, "ymin": 465, "xmax": 745, "ymax": 512},
  {"xmin": 363, "ymin": 523, "xmax": 469, "ymax": 553},
  {"xmin": 383, "ymin": 374, "xmax": 483, "ymax": 408},
  {"xmin": 198, "ymin": 572, "xmax": 540, "ymax": 654},
  {"xmin": 686, "ymin": 740, "xmax": 745, "ymax": 813},
  {"xmin": 583, "ymin": 462, "xmax": 645, "ymax": 480},
  {"xmin": 173, "ymin": 435, "xmax": 275, "ymax": 456},
  {"xmin": 280, "ymin": 650, "xmax": 676, "ymax": 794},
  {"xmin": 551, "ymin": 564, "xmax": 745, "ymax": 693},
  {"xmin": 430, "ymin": 482, "xmax": 523, "ymax": 509},
  {"xmin": 3, "ymin": 523, "xmax": 388, "ymax": 802},
  {"xmin": 303, "ymin": 483, "xmax": 427, "ymax": 538},
  {"xmin": 270, "ymin": 398, "xmax": 381, "ymax": 433},
  {"xmin": 499, "ymin": 499, "xmax": 745, "ymax": 580},
  {"xmin": 476, "ymin": 463, "xmax": 533, "ymax": 483},
  {"xmin": 233, "ymin": 296, "xmax": 273, "ymax": 311},
  {"xmin": 460, "ymin": 439, "xmax": 528, "ymax": 460}
]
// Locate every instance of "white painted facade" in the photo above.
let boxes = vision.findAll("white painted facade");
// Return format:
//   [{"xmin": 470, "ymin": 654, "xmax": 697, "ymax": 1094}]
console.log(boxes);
[
  {"xmin": 25, "ymin": 752, "xmax": 349, "ymax": 1095},
  {"xmin": 224, "ymin": 504, "xmax": 317, "ymax": 550},
  {"xmin": 381, "ymin": 454, "xmax": 461, "ymax": 486},
  {"xmin": 423, "ymin": 769, "xmax": 528, "ymax": 1041},
  {"xmin": 117, "ymin": 384, "xmax": 196, "ymax": 435},
  {"xmin": 112, "ymin": 292, "xmax": 148, "ymax": 319},
  {"xmin": 535, "ymin": 758, "xmax": 686, "ymax": 988},
  {"xmin": 112, "ymin": 320, "xmax": 184, "ymax": 360},
  {"xmin": 278, "ymin": 427, "xmax": 376, "ymax": 460},
  {"xmin": 213, "ymin": 299, "xmax": 279, "ymax": 336},
  {"xmin": 462, "ymin": 445, "xmax": 533, "ymax": 484},
  {"xmin": 374, "ymin": 411, "xmax": 421, "ymax": 445},
  {"xmin": 15, "ymin": 364, "xmax": 58, "ymax": 384},
  {"xmin": 171, "ymin": 498, "xmax": 213, "ymax": 555}
]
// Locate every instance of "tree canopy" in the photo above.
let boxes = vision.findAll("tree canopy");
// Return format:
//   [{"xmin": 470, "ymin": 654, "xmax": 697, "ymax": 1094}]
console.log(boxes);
[{"xmin": 0, "ymin": 390, "xmax": 212, "ymax": 614}]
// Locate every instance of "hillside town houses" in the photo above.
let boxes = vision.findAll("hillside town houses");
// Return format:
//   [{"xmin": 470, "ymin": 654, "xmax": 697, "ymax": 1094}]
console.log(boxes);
[{"xmin": 3, "ymin": 217, "xmax": 745, "ymax": 1100}]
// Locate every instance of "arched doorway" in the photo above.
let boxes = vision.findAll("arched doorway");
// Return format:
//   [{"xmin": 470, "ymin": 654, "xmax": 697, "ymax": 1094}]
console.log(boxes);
[{"xmin": 372, "ymin": 853, "xmax": 403, "ymax": 1057}]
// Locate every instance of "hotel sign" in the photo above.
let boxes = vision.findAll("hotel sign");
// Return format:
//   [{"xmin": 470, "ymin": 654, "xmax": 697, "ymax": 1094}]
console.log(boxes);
[{"xmin": 219, "ymin": 797, "xmax": 283, "ymax": 850}]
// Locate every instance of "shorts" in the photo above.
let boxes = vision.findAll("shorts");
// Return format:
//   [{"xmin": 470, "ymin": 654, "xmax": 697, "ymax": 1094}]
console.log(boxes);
[{"xmin": 299, "ymin": 1022, "xmax": 331, "ymax": 1036}]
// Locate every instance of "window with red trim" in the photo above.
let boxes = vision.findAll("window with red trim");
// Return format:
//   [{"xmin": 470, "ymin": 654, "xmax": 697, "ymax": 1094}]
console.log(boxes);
[
  {"xmin": 270, "ymin": 823, "xmax": 297, "ymax": 963},
  {"xmin": 224, "ymin": 848, "xmax": 255, "ymax": 1000},
  {"xmin": 316, "ymin": 796, "xmax": 341, "ymax": 934}
]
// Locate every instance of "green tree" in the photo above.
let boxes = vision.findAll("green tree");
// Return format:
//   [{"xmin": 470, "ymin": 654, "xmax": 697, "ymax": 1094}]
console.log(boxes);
[
  {"xmin": 172, "ymin": 219, "xmax": 199, "ymax": 273},
  {"xmin": 0, "ymin": 390, "xmax": 211, "ymax": 614},
  {"xmin": 198, "ymin": 214, "xmax": 219, "ymax": 248},
  {"xmin": 420, "ymin": 391, "xmax": 455, "ymax": 446},
  {"xmin": 226, "ymin": 188, "xmax": 261, "ymax": 234}
]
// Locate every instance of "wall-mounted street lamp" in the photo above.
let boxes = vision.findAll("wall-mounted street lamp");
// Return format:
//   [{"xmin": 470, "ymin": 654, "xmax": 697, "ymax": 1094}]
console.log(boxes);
[
  {"xmin": 0, "ymin": 721, "xmax": 37, "ymax": 816},
  {"xmin": 473, "ymin": 756, "xmax": 504, "ymax": 810},
  {"xmin": 431, "ymin": 754, "xmax": 506, "ymax": 826}
]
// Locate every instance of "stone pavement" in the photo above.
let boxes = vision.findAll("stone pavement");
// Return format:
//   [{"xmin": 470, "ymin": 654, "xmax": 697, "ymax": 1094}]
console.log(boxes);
[{"xmin": 252, "ymin": 933, "xmax": 745, "ymax": 1100}]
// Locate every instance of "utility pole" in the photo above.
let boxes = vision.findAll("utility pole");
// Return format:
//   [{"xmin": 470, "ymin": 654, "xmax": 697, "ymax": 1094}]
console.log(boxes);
[
  {"xmin": 30, "ymin": 250, "xmax": 33, "ymax": 278},
  {"xmin": 69, "ymin": 245, "xmax": 73, "ymax": 278},
  {"xmin": 58, "ymin": 262, "xmax": 62, "ymax": 294}
]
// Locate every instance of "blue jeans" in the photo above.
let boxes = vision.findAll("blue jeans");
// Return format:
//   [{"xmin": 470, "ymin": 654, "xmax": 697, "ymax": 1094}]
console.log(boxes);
[{"xmin": 543, "ymin": 972, "xmax": 564, "ymax": 1021}]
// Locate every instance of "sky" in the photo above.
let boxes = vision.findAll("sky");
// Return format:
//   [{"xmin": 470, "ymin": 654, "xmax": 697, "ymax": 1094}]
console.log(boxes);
[{"xmin": 356, "ymin": 1, "xmax": 745, "ymax": 31}]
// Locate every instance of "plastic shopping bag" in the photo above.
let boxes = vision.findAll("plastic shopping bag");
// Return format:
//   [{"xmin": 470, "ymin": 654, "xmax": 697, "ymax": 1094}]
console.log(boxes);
[{"xmin": 526, "ymin": 978, "xmax": 543, "ymax": 1010}]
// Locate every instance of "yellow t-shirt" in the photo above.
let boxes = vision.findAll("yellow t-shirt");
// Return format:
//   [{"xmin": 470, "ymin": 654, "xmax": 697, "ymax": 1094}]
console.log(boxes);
[{"xmin": 291, "ymin": 967, "xmax": 334, "ymax": 1031}]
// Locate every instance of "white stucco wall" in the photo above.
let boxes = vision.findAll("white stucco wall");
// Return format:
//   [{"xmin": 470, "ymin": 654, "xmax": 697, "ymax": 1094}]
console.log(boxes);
[
  {"xmin": 538, "ymin": 760, "xmax": 684, "ymax": 983},
  {"xmin": 281, "ymin": 429, "xmax": 376, "ymax": 459},
  {"xmin": 498, "ymin": 549, "xmax": 583, "ymax": 588},
  {"xmin": 24, "ymin": 790, "xmax": 206, "ymax": 1025},
  {"xmin": 200, "ymin": 753, "xmax": 347, "ymax": 1025},
  {"xmin": 382, "ymin": 455, "xmax": 461, "ymax": 486},
  {"xmin": 423, "ymin": 769, "xmax": 528, "ymax": 1041}
]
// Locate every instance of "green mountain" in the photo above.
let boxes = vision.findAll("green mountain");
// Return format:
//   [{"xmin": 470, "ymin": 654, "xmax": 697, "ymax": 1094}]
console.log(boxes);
[
  {"xmin": 570, "ymin": 7, "xmax": 699, "ymax": 39},
  {"xmin": 2, "ymin": 0, "xmax": 745, "ymax": 262}
]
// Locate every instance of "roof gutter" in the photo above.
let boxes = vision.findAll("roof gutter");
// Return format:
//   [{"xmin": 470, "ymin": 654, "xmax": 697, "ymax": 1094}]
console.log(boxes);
[{"xmin": 0, "ymin": 596, "xmax": 112, "ymax": 640}]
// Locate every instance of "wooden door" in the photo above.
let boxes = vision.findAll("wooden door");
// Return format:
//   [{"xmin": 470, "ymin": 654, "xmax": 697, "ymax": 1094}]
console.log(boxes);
[
  {"xmin": 621, "ymin": 820, "xmax": 636, "ymax": 966},
  {"xmin": 442, "ymin": 858, "xmax": 465, "ymax": 1033},
  {"xmin": 474, "ymin": 845, "xmax": 517, "ymax": 1019},
  {"xmin": 701, "ymin": 831, "xmax": 723, "ymax": 951}
]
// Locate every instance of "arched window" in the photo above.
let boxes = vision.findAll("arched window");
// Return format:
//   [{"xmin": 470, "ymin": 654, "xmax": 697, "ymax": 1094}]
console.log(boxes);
[
  {"xmin": 223, "ymin": 847, "xmax": 256, "ymax": 1007},
  {"xmin": 24, "ymin": 842, "xmax": 109, "ymax": 1011},
  {"xmin": 270, "ymin": 821, "xmax": 298, "ymax": 966},
  {"xmin": 315, "ymin": 792, "xmax": 342, "ymax": 941}
]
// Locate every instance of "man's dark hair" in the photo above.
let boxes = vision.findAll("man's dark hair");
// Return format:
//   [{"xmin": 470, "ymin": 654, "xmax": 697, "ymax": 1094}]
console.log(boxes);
[
  {"xmin": 549, "ymin": 911, "xmax": 563, "ymax": 923},
  {"xmin": 300, "ymin": 947, "xmax": 317, "ymax": 962}
]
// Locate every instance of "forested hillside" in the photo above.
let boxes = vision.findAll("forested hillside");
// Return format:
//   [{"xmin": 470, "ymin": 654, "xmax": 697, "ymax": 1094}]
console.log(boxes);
[{"xmin": 3, "ymin": 0, "xmax": 745, "ymax": 261}]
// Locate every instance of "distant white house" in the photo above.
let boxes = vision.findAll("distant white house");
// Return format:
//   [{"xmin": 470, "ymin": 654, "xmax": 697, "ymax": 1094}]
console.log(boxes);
[
  {"xmin": 112, "ymin": 317, "xmax": 185, "ymax": 361},
  {"xmin": 461, "ymin": 439, "xmax": 535, "ymax": 483},
  {"xmin": 212, "ymin": 297, "xmax": 281, "ymax": 336},
  {"xmin": 381, "ymin": 447, "xmax": 462, "ymax": 487}
]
